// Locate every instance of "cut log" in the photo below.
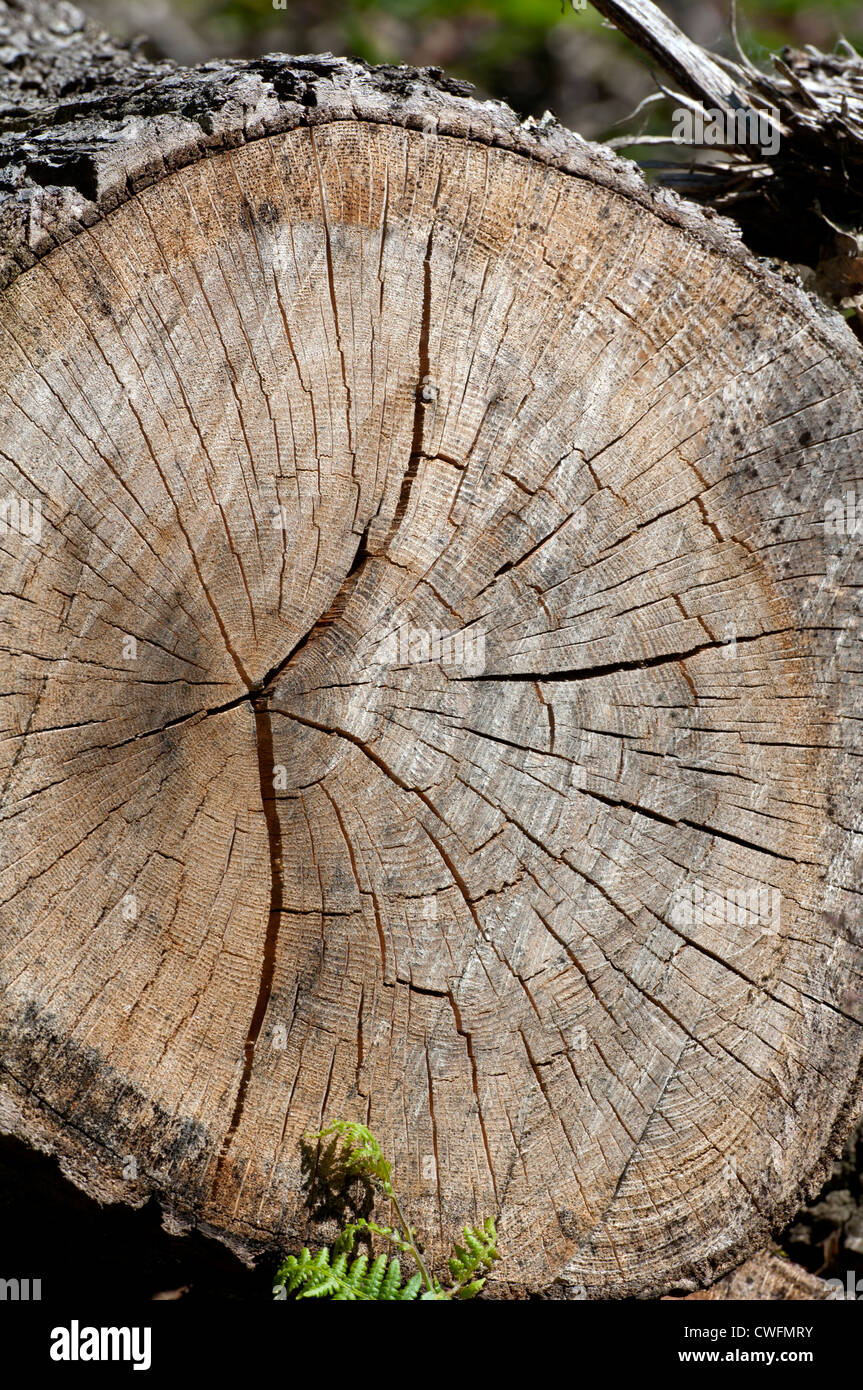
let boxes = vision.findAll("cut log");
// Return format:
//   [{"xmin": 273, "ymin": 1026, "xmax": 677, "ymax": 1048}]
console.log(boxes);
[{"xmin": 1, "ymin": 0, "xmax": 862, "ymax": 1299}]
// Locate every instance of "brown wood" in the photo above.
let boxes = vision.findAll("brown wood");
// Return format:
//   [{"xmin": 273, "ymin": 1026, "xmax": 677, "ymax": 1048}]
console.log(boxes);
[{"xmin": 1, "ymin": 0, "xmax": 862, "ymax": 1299}]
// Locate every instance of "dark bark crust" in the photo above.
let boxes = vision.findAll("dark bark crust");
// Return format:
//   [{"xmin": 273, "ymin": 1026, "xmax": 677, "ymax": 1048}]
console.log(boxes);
[
  {"xmin": 0, "ymin": 1, "xmax": 730, "ymax": 290},
  {"xmin": 0, "ymin": 5, "xmax": 806, "ymax": 286},
  {"xmin": 0, "ymin": 0, "xmax": 857, "ymax": 367}
]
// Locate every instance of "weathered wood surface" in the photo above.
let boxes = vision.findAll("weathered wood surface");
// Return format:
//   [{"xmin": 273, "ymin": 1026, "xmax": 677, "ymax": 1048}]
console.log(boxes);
[
  {"xmin": 667, "ymin": 1250, "xmax": 835, "ymax": 1301},
  {"xmin": 1, "ymin": 0, "xmax": 862, "ymax": 1298}
]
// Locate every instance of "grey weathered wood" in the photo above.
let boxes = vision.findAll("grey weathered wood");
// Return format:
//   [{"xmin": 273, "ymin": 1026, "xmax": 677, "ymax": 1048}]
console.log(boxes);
[
  {"xmin": 668, "ymin": 1250, "xmax": 836, "ymax": 1301},
  {"xmin": 588, "ymin": 0, "xmax": 751, "ymax": 113},
  {"xmin": 1, "ymin": 0, "xmax": 862, "ymax": 1299}
]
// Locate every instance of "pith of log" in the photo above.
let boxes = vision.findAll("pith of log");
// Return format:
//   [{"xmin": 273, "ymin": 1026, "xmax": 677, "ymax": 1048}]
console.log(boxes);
[
  {"xmin": 590, "ymin": 0, "xmax": 863, "ymax": 310},
  {"xmin": 1, "ymin": 0, "xmax": 863, "ymax": 1300}
]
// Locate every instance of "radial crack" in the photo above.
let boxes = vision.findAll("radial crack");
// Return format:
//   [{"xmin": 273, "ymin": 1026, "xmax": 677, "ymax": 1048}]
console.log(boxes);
[{"xmin": 214, "ymin": 693, "xmax": 284, "ymax": 1178}]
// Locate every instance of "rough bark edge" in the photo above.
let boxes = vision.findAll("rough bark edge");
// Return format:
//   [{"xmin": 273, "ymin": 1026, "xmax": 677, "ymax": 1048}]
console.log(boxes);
[{"xmin": 0, "ymin": 0, "xmax": 859, "ymax": 374}]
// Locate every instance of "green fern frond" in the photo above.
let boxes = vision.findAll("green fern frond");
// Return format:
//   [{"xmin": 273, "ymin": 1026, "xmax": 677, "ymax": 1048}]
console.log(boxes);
[
  {"xmin": 274, "ymin": 1245, "xmax": 423, "ymax": 1301},
  {"xmin": 334, "ymin": 1216, "xmax": 418, "ymax": 1265},
  {"xmin": 279, "ymin": 1122, "xmax": 500, "ymax": 1302},
  {"xmin": 275, "ymin": 1247, "xmax": 342, "ymax": 1299},
  {"xmin": 446, "ymin": 1217, "xmax": 500, "ymax": 1297},
  {"xmin": 398, "ymin": 1273, "xmax": 427, "ymax": 1301},
  {"xmin": 308, "ymin": 1120, "xmax": 393, "ymax": 1190}
]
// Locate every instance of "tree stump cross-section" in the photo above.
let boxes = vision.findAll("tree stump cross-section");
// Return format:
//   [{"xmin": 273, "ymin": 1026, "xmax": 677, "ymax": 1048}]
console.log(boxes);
[{"xmin": 1, "ymin": 12, "xmax": 863, "ymax": 1298}]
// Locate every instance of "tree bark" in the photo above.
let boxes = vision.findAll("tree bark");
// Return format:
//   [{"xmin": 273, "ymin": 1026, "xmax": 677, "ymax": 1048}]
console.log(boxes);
[{"xmin": 1, "ymin": 0, "xmax": 862, "ymax": 1299}]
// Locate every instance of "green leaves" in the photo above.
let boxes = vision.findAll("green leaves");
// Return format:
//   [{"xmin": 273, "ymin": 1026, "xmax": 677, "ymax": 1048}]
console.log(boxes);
[
  {"xmin": 308, "ymin": 1120, "xmax": 393, "ymax": 1192},
  {"xmin": 275, "ymin": 1122, "xmax": 500, "ymax": 1302},
  {"xmin": 274, "ymin": 1248, "xmax": 425, "ymax": 1301},
  {"xmin": 447, "ymin": 1218, "xmax": 500, "ymax": 1298}
]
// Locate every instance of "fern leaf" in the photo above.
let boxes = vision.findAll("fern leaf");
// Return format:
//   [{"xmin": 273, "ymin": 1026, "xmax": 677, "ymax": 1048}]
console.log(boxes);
[
  {"xmin": 308, "ymin": 1120, "xmax": 393, "ymax": 1188},
  {"xmin": 274, "ymin": 1247, "xmax": 344, "ymax": 1299},
  {"xmin": 454, "ymin": 1279, "xmax": 485, "ymax": 1300},
  {"xmin": 364, "ymin": 1253, "xmax": 389, "ymax": 1300},
  {"xmin": 445, "ymin": 1217, "xmax": 500, "ymax": 1297},
  {"xmin": 277, "ymin": 1122, "xmax": 500, "ymax": 1302},
  {"xmin": 380, "ymin": 1256, "xmax": 404, "ymax": 1300},
  {"xmin": 332, "ymin": 1253, "xmax": 367, "ymax": 1300},
  {"xmin": 274, "ymin": 1245, "xmax": 425, "ymax": 1301},
  {"xmin": 396, "ymin": 1272, "xmax": 424, "ymax": 1301}
]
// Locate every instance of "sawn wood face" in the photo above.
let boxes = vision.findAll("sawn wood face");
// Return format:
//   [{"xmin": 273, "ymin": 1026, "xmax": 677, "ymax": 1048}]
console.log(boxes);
[{"xmin": 1, "ymin": 120, "xmax": 862, "ymax": 1296}]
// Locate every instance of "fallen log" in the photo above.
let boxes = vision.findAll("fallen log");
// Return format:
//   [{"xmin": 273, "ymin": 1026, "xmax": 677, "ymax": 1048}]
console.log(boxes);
[{"xmin": 1, "ymin": 0, "xmax": 862, "ymax": 1298}]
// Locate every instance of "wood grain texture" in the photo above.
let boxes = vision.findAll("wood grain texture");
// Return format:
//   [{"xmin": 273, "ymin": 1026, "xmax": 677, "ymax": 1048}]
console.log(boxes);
[{"xmin": 1, "ymin": 18, "xmax": 862, "ymax": 1298}]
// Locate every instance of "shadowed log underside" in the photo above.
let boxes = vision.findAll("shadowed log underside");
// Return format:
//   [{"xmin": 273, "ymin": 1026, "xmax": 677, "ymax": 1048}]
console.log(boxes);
[
  {"xmin": 669, "ymin": 1250, "xmax": 836, "ymax": 1301},
  {"xmin": 1, "ymin": 41, "xmax": 863, "ymax": 1297}
]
